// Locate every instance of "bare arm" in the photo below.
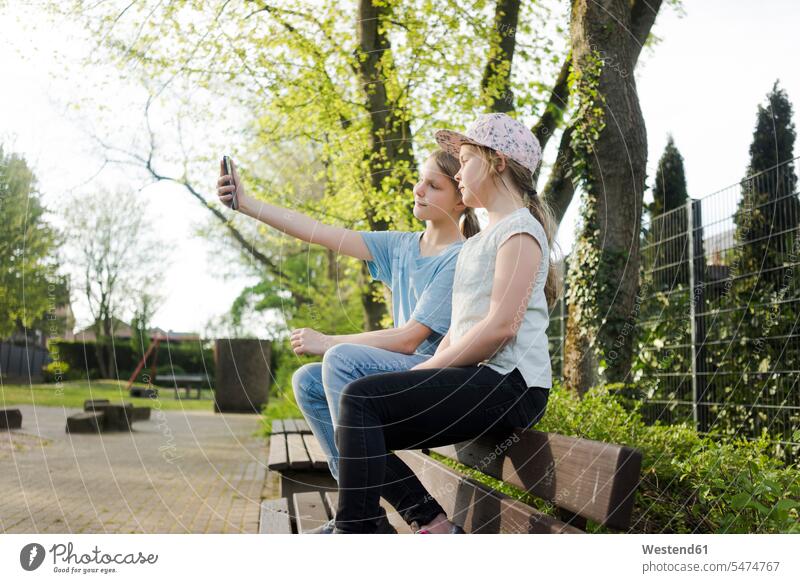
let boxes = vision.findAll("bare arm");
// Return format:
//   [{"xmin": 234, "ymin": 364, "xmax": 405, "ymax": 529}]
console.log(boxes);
[
  {"xmin": 290, "ymin": 319, "xmax": 434, "ymax": 356},
  {"xmin": 217, "ymin": 158, "xmax": 372, "ymax": 260},
  {"xmin": 413, "ymin": 233, "xmax": 541, "ymax": 369},
  {"xmin": 434, "ymin": 329, "xmax": 452, "ymax": 355}
]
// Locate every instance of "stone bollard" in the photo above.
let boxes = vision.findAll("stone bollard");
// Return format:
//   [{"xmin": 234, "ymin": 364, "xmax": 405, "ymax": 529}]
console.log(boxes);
[
  {"xmin": 84, "ymin": 399, "xmax": 110, "ymax": 412},
  {"xmin": 131, "ymin": 407, "xmax": 151, "ymax": 422},
  {"xmin": 213, "ymin": 338, "xmax": 272, "ymax": 413},
  {"xmin": 66, "ymin": 412, "xmax": 105, "ymax": 433},
  {"xmin": 1, "ymin": 409, "xmax": 22, "ymax": 430},
  {"xmin": 103, "ymin": 404, "xmax": 134, "ymax": 431}
]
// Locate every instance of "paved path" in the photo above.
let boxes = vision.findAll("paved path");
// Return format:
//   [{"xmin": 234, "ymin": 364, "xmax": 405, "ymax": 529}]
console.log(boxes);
[{"xmin": 0, "ymin": 405, "xmax": 267, "ymax": 533}]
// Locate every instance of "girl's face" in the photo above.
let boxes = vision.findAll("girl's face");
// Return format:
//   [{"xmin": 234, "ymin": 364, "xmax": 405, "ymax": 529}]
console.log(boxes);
[
  {"xmin": 412, "ymin": 158, "xmax": 462, "ymax": 222},
  {"xmin": 454, "ymin": 145, "xmax": 489, "ymax": 209}
]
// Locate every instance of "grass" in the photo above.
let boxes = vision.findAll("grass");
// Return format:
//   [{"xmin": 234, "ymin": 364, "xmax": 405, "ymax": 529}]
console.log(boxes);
[
  {"xmin": 258, "ymin": 390, "xmax": 303, "ymax": 437},
  {"xmin": 0, "ymin": 379, "xmax": 213, "ymax": 411}
]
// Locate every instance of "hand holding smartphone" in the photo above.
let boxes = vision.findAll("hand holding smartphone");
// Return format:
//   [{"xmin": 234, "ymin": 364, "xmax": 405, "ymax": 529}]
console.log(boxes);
[{"xmin": 220, "ymin": 155, "xmax": 239, "ymax": 211}]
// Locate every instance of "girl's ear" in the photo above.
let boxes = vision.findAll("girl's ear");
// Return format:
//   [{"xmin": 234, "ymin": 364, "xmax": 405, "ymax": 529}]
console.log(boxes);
[{"xmin": 494, "ymin": 153, "xmax": 507, "ymax": 174}]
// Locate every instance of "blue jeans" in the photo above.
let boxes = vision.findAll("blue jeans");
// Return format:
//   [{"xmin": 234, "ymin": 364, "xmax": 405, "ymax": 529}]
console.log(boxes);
[{"xmin": 291, "ymin": 343, "xmax": 428, "ymax": 482}]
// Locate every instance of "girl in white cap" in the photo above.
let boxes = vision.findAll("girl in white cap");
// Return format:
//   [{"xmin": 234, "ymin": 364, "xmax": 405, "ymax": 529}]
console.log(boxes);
[{"xmin": 331, "ymin": 112, "xmax": 561, "ymax": 534}]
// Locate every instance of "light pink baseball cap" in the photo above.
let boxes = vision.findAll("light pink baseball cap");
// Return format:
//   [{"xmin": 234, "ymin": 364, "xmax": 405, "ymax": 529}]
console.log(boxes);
[{"xmin": 435, "ymin": 112, "xmax": 542, "ymax": 175}]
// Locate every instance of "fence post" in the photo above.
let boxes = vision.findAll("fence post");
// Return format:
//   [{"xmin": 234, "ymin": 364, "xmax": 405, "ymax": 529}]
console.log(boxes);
[
  {"xmin": 687, "ymin": 198, "xmax": 709, "ymax": 431},
  {"xmin": 560, "ymin": 291, "xmax": 566, "ymax": 379}
]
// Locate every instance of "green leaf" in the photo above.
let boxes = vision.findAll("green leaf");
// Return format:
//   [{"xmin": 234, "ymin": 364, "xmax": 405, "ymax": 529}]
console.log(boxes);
[{"xmin": 730, "ymin": 492, "xmax": 751, "ymax": 510}]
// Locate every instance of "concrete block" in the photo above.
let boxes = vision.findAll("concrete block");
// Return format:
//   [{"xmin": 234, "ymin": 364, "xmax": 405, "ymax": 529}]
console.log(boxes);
[
  {"xmin": 66, "ymin": 411, "xmax": 104, "ymax": 433},
  {"xmin": 0, "ymin": 409, "xmax": 22, "ymax": 430},
  {"xmin": 103, "ymin": 404, "xmax": 134, "ymax": 431}
]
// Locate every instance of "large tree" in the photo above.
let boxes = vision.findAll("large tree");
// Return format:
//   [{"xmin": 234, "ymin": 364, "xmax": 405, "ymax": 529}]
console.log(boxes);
[
  {"xmin": 53, "ymin": 0, "xmax": 669, "ymax": 396},
  {"xmin": 0, "ymin": 146, "xmax": 62, "ymax": 340},
  {"xmin": 648, "ymin": 135, "xmax": 690, "ymax": 289},
  {"xmin": 561, "ymin": 0, "xmax": 664, "ymax": 395},
  {"xmin": 734, "ymin": 81, "xmax": 799, "ymax": 291},
  {"xmin": 64, "ymin": 188, "xmax": 165, "ymax": 378},
  {"xmin": 55, "ymin": 0, "xmax": 563, "ymax": 329}
]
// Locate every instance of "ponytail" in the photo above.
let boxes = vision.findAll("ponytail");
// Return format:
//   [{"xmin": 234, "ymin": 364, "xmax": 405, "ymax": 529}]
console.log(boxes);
[
  {"xmin": 522, "ymin": 188, "xmax": 563, "ymax": 309},
  {"xmin": 460, "ymin": 207, "xmax": 481, "ymax": 238}
]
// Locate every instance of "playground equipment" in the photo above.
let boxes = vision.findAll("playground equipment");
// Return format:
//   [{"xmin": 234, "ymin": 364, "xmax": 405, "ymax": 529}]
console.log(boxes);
[{"xmin": 125, "ymin": 335, "xmax": 210, "ymax": 400}]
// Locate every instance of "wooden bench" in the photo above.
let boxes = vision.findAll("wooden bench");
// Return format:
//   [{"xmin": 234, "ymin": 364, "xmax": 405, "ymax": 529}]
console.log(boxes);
[
  {"xmin": 264, "ymin": 419, "xmax": 337, "ymax": 525},
  {"xmin": 260, "ymin": 419, "xmax": 642, "ymax": 534}
]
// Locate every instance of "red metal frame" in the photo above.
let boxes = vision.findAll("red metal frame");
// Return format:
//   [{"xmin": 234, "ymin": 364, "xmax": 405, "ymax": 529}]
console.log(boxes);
[{"xmin": 124, "ymin": 335, "xmax": 163, "ymax": 393}]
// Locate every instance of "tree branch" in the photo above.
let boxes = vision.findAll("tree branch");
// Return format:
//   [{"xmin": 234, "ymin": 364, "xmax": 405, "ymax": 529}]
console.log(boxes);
[
  {"xmin": 531, "ymin": 53, "xmax": 571, "ymax": 154},
  {"xmin": 541, "ymin": 125, "xmax": 575, "ymax": 225},
  {"xmin": 90, "ymin": 98, "xmax": 307, "ymax": 303},
  {"xmin": 538, "ymin": 0, "xmax": 662, "ymax": 226},
  {"xmin": 481, "ymin": 0, "xmax": 522, "ymax": 113},
  {"xmin": 629, "ymin": 0, "xmax": 664, "ymax": 65}
]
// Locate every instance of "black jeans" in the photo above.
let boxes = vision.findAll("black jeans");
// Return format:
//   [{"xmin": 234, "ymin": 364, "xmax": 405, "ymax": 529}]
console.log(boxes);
[{"xmin": 333, "ymin": 365, "xmax": 549, "ymax": 533}]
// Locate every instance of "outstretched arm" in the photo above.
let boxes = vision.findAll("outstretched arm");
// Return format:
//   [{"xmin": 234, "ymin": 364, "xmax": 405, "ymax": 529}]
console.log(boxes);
[
  {"xmin": 217, "ymin": 158, "xmax": 372, "ymax": 260},
  {"xmin": 290, "ymin": 319, "xmax": 434, "ymax": 356}
]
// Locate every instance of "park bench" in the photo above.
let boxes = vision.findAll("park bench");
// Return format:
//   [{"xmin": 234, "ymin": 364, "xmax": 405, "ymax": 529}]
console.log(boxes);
[
  {"xmin": 260, "ymin": 418, "xmax": 643, "ymax": 534},
  {"xmin": 261, "ymin": 419, "xmax": 410, "ymax": 533}
]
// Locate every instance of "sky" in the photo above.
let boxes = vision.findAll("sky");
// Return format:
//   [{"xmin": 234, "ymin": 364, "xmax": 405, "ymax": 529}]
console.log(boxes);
[{"xmin": 1, "ymin": 0, "xmax": 799, "ymax": 339}]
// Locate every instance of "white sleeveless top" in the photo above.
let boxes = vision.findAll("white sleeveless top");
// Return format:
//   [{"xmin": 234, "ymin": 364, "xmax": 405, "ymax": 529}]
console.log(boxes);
[{"xmin": 450, "ymin": 207, "xmax": 553, "ymax": 388}]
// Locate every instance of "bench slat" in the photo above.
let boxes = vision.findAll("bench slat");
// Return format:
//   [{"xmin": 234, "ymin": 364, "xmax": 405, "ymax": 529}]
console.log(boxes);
[
  {"xmin": 302, "ymin": 434, "xmax": 330, "ymax": 471},
  {"xmin": 267, "ymin": 433, "xmax": 289, "ymax": 471},
  {"xmin": 396, "ymin": 450, "xmax": 582, "ymax": 534},
  {"xmin": 283, "ymin": 419, "xmax": 298, "ymax": 433},
  {"xmin": 295, "ymin": 418, "xmax": 312, "ymax": 434},
  {"xmin": 271, "ymin": 419, "xmax": 285, "ymax": 435},
  {"xmin": 429, "ymin": 430, "xmax": 642, "ymax": 530},
  {"xmin": 259, "ymin": 498, "xmax": 293, "ymax": 534},
  {"xmin": 294, "ymin": 491, "xmax": 330, "ymax": 533},
  {"xmin": 287, "ymin": 433, "xmax": 312, "ymax": 469}
]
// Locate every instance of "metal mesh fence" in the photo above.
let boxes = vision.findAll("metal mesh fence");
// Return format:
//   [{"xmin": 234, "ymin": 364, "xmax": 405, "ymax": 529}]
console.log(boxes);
[{"xmin": 549, "ymin": 157, "xmax": 800, "ymax": 460}]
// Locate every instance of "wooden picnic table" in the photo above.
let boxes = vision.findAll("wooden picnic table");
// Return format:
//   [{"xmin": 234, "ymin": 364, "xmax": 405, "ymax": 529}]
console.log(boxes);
[{"xmin": 154, "ymin": 374, "xmax": 210, "ymax": 399}]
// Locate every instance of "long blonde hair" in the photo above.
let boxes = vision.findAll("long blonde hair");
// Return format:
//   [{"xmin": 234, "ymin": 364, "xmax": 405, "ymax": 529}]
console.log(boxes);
[
  {"xmin": 463, "ymin": 144, "xmax": 562, "ymax": 308},
  {"xmin": 429, "ymin": 149, "xmax": 481, "ymax": 238}
]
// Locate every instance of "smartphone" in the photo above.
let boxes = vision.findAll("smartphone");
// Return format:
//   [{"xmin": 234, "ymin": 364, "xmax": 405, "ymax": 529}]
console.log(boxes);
[{"xmin": 222, "ymin": 155, "xmax": 238, "ymax": 210}]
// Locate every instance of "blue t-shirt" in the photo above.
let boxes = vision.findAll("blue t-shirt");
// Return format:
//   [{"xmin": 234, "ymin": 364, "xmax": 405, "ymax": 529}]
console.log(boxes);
[{"xmin": 359, "ymin": 231, "xmax": 462, "ymax": 355}]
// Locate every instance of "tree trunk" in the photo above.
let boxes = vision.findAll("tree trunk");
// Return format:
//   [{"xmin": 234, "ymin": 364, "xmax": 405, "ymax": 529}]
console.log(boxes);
[
  {"xmin": 562, "ymin": 0, "xmax": 653, "ymax": 395},
  {"xmin": 356, "ymin": 0, "xmax": 417, "ymax": 330},
  {"xmin": 482, "ymin": 0, "xmax": 522, "ymax": 113},
  {"xmin": 541, "ymin": 0, "xmax": 662, "ymax": 230}
]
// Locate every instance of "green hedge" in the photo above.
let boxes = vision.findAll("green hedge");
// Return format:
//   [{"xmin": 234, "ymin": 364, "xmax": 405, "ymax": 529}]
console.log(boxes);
[
  {"xmin": 258, "ymin": 370, "xmax": 800, "ymax": 533},
  {"xmin": 536, "ymin": 382, "xmax": 800, "ymax": 533},
  {"xmin": 46, "ymin": 340, "xmax": 216, "ymax": 382}
]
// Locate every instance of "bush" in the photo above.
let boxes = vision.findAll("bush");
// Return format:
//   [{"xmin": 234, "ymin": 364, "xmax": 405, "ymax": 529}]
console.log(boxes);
[
  {"xmin": 41, "ymin": 361, "xmax": 75, "ymax": 383},
  {"xmin": 254, "ymin": 363, "xmax": 800, "ymax": 533},
  {"xmin": 536, "ymin": 382, "xmax": 800, "ymax": 533},
  {"xmin": 49, "ymin": 339, "xmax": 215, "ymax": 380}
]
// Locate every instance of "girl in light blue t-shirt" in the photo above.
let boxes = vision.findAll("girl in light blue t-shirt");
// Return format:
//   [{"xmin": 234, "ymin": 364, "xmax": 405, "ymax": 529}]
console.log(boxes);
[{"xmin": 216, "ymin": 150, "xmax": 479, "ymax": 532}]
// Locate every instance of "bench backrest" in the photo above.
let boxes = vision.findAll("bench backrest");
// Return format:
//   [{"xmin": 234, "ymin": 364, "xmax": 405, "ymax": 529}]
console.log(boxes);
[{"xmin": 429, "ymin": 429, "xmax": 642, "ymax": 530}]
